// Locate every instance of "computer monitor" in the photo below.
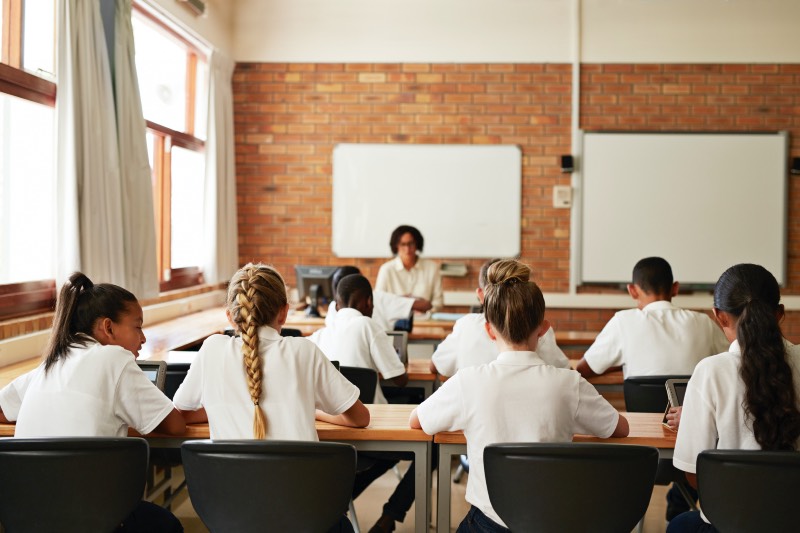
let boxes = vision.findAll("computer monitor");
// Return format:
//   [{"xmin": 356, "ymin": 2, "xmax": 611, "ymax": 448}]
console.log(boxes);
[{"xmin": 294, "ymin": 265, "xmax": 338, "ymax": 317}]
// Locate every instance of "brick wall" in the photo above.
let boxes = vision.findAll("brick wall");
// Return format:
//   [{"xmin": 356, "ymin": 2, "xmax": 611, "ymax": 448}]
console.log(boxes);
[{"xmin": 233, "ymin": 62, "xmax": 800, "ymax": 340}]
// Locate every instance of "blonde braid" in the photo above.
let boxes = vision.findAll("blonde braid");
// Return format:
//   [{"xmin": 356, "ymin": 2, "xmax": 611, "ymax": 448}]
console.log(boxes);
[{"xmin": 238, "ymin": 277, "xmax": 267, "ymax": 439}]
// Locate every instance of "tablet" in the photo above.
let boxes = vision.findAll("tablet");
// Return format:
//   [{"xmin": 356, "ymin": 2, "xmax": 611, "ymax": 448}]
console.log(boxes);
[
  {"xmin": 386, "ymin": 331, "xmax": 408, "ymax": 365},
  {"xmin": 662, "ymin": 378, "xmax": 690, "ymax": 431},
  {"xmin": 136, "ymin": 360, "xmax": 167, "ymax": 391}
]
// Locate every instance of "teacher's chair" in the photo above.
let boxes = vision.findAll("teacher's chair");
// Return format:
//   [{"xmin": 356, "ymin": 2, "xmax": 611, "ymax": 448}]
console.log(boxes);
[
  {"xmin": 484, "ymin": 442, "xmax": 658, "ymax": 532},
  {"xmin": 698, "ymin": 449, "xmax": 800, "ymax": 533},
  {"xmin": 0, "ymin": 437, "xmax": 148, "ymax": 533},
  {"xmin": 182, "ymin": 440, "xmax": 357, "ymax": 533}
]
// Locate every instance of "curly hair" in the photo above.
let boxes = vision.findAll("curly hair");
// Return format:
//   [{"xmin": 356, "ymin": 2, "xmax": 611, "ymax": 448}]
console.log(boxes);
[{"xmin": 389, "ymin": 225, "xmax": 424, "ymax": 255}]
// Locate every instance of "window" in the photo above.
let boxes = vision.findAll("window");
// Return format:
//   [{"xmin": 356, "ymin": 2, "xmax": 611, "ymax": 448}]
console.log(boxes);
[{"xmin": 132, "ymin": 3, "xmax": 208, "ymax": 291}]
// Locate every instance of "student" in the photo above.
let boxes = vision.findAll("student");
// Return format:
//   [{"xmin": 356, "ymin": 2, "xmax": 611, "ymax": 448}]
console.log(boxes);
[
  {"xmin": 310, "ymin": 273, "xmax": 409, "ymax": 403},
  {"xmin": 431, "ymin": 258, "xmax": 569, "ymax": 377},
  {"xmin": 325, "ymin": 265, "xmax": 423, "ymax": 332},
  {"xmin": 668, "ymin": 264, "xmax": 800, "ymax": 533},
  {"xmin": 411, "ymin": 259, "xmax": 628, "ymax": 533},
  {"xmin": 0, "ymin": 272, "xmax": 185, "ymax": 533},
  {"xmin": 375, "ymin": 224, "xmax": 443, "ymax": 313},
  {"xmin": 576, "ymin": 256, "xmax": 728, "ymax": 379}
]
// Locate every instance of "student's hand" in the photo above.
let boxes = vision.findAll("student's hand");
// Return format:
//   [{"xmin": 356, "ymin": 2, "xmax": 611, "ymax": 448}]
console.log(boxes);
[
  {"xmin": 666, "ymin": 406, "xmax": 682, "ymax": 430},
  {"xmin": 411, "ymin": 298, "xmax": 433, "ymax": 313}
]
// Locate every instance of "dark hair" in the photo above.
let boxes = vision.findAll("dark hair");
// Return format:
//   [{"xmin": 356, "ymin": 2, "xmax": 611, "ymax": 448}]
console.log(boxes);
[
  {"xmin": 332, "ymin": 266, "xmax": 361, "ymax": 294},
  {"xmin": 336, "ymin": 274, "xmax": 373, "ymax": 309},
  {"xmin": 44, "ymin": 272, "xmax": 138, "ymax": 373},
  {"xmin": 389, "ymin": 225, "xmax": 424, "ymax": 255},
  {"xmin": 483, "ymin": 260, "xmax": 545, "ymax": 345},
  {"xmin": 714, "ymin": 263, "xmax": 800, "ymax": 451},
  {"xmin": 632, "ymin": 257, "xmax": 673, "ymax": 296}
]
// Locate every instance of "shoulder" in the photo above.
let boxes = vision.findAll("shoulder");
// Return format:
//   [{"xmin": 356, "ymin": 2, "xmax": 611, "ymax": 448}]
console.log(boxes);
[{"xmin": 86, "ymin": 344, "xmax": 137, "ymax": 367}]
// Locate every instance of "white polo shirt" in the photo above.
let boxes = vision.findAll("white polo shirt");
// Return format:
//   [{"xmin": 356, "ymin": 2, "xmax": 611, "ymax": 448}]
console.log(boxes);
[
  {"xmin": 583, "ymin": 301, "xmax": 729, "ymax": 378},
  {"xmin": 325, "ymin": 290, "xmax": 415, "ymax": 332},
  {"xmin": 309, "ymin": 308, "xmax": 406, "ymax": 404},
  {"xmin": 431, "ymin": 313, "xmax": 570, "ymax": 377},
  {"xmin": 0, "ymin": 342, "xmax": 174, "ymax": 437},
  {"xmin": 416, "ymin": 351, "xmax": 620, "ymax": 528},
  {"xmin": 375, "ymin": 256, "xmax": 443, "ymax": 312},
  {"xmin": 173, "ymin": 326, "xmax": 359, "ymax": 440}
]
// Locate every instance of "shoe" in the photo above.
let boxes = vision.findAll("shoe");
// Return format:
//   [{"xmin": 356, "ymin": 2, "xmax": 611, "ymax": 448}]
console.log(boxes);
[{"xmin": 368, "ymin": 515, "xmax": 396, "ymax": 533}]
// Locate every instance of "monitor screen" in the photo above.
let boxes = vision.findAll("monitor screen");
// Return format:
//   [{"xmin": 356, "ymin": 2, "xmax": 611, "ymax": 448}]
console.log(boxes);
[
  {"xmin": 136, "ymin": 360, "xmax": 167, "ymax": 391},
  {"xmin": 295, "ymin": 265, "xmax": 338, "ymax": 302}
]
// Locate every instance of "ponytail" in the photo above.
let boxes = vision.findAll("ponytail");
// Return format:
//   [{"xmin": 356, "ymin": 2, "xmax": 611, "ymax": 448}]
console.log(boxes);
[
  {"xmin": 227, "ymin": 263, "xmax": 288, "ymax": 439},
  {"xmin": 714, "ymin": 264, "xmax": 800, "ymax": 450},
  {"xmin": 44, "ymin": 272, "xmax": 137, "ymax": 373},
  {"xmin": 483, "ymin": 259, "xmax": 545, "ymax": 345}
]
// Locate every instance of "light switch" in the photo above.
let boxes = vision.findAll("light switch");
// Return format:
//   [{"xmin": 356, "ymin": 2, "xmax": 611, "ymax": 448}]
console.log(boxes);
[{"xmin": 553, "ymin": 186, "xmax": 572, "ymax": 208}]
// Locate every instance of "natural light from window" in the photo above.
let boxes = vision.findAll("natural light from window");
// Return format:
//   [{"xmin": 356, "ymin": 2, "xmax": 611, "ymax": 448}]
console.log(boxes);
[
  {"xmin": 22, "ymin": 0, "xmax": 56, "ymax": 78},
  {"xmin": 170, "ymin": 146, "xmax": 205, "ymax": 268}
]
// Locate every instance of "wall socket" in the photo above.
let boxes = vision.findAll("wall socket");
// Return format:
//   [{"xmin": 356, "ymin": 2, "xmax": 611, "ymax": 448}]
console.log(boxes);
[{"xmin": 553, "ymin": 185, "xmax": 572, "ymax": 208}]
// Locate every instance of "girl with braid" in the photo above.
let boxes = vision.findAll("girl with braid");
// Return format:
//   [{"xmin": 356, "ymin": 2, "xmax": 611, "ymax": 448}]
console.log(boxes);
[
  {"xmin": 173, "ymin": 263, "xmax": 369, "ymax": 440},
  {"xmin": 669, "ymin": 264, "xmax": 800, "ymax": 533}
]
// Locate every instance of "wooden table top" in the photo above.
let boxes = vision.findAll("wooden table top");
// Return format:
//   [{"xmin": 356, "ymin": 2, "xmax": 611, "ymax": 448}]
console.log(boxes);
[{"xmin": 139, "ymin": 307, "xmax": 229, "ymax": 358}]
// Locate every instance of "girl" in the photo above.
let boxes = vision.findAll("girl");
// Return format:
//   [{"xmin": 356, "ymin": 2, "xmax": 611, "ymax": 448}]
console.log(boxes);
[
  {"xmin": 431, "ymin": 258, "xmax": 570, "ymax": 377},
  {"xmin": 0, "ymin": 272, "xmax": 185, "ymax": 533},
  {"xmin": 411, "ymin": 259, "xmax": 628, "ymax": 533},
  {"xmin": 669, "ymin": 264, "xmax": 800, "ymax": 532},
  {"xmin": 173, "ymin": 263, "xmax": 369, "ymax": 439}
]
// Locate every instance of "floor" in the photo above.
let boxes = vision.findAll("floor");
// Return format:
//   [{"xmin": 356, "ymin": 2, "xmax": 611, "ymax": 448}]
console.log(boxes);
[{"xmin": 167, "ymin": 458, "xmax": 671, "ymax": 532}]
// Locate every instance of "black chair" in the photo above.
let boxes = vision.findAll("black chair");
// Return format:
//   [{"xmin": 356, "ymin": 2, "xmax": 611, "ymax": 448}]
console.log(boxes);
[
  {"xmin": 182, "ymin": 440, "xmax": 356, "ymax": 533},
  {"xmin": 624, "ymin": 375, "xmax": 697, "ymax": 510},
  {"xmin": 340, "ymin": 366, "xmax": 378, "ymax": 404},
  {"xmin": 484, "ymin": 442, "xmax": 658, "ymax": 533},
  {"xmin": 281, "ymin": 327, "xmax": 303, "ymax": 337},
  {"xmin": 0, "ymin": 437, "xmax": 148, "ymax": 533},
  {"xmin": 697, "ymin": 449, "xmax": 800, "ymax": 533}
]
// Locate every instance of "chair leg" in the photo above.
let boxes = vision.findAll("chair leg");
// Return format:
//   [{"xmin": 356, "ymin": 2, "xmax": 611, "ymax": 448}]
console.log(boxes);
[
  {"xmin": 348, "ymin": 499, "xmax": 361, "ymax": 533},
  {"xmin": 392, "ymin": 464, "xmax": 403, "ymax": 481},
  {"xmin": 453, "ymin": 464, "xmax": 465, "ymax": 483},
  {"xmin": 635, "ymin": 517, "xmax": 644, "ymax": 533},
  {"xmin": 674, "ymin": 481, "xmax": 698, "ymax": 511}
]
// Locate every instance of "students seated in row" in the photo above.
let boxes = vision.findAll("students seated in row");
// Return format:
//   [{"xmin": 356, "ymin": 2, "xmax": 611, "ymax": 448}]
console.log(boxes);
[
  {"xmin": 310, "ymin": 273, "xmax": 408, "ymax": 403},
  {"xmin": 668, "ymin": 264, "xmax": 800, "ymax": 533},
  {"xmin": 577, "ymin": 256, "xmax": 728, "ymax": 379},
  {"xmin": 412, "ymin": 259, "xmax": 628, "ymax": 533},
  {"xmin": 0, "ymin": 272, "xmax": 185, "ymax": 533},
  {"xmin": 325, "ymin": 265, "xmax": 427, "ymax": 332},
  {"xmin": 431, "ymin": 258, "xmax": 569, "ymax": 377}
]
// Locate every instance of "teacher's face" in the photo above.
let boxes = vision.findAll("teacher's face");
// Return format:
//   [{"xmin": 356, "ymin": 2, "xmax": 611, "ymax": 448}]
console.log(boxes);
[{"xmin": 397, "ymin": 232, "xmax": 418, "ymax": 266}]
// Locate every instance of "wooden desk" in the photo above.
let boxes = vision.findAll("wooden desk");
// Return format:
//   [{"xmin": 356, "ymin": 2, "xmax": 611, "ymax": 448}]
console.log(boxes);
[
  {"xmin": 139, "ymin": 307, "xmax": 229, "ymax": 359},
  {"xmin": 434, "ymin": 412, "xmax": 675, "ymax": 532}
]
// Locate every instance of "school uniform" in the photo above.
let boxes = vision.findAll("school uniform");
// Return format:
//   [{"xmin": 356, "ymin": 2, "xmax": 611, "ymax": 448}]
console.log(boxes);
[
  {"xmin": 416, "ymin": 351, "xmax": 620, "ymax": 529},
  {"xmin": 309, "ymin": 308, "xmax": 406, "ymax": 404},
  {"xmin": 173, "ymin": 326, "xmax": 359, "ymax": 440},
  {"xmin": 583, "ymin": 301, "xmax": 729, "ymax": 378},
  {"xmin": 325, "ymin": 290, "xmax": 415, "ymax": 332},
  {"xmin": 432, "ymin": 313, "xmax": 570, "ymax": 377},
  {"xmin": 375, "ymin": 256, "xmax": 443, "ymax": 312}
]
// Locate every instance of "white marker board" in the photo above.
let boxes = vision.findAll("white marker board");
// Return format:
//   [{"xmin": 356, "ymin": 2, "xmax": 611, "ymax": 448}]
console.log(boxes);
[
  {"xmin": 581, "ymin": 132, "xmax": 788, "ymax": 285},
  {"xmin": 332, "ymin": 144, "xmax": 521, "ymax": 258}
]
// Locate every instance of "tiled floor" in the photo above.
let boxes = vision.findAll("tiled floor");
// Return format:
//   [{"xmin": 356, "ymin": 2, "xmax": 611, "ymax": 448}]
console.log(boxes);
[{"xmin": 168, "ymin": 458, "xmax": 670, "ymax": 532}]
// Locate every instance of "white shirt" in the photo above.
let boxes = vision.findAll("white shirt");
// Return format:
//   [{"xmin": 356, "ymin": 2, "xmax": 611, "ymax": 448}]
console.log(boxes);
[
  {"xmin": 583, "ymin": 301, "xmax": 729, "ymax": 378},
  {"xmin": 432, "ymin": 313, "xmax": 570, "ymax": 377},
  {"xmin": 416, "ymin": 351, "xmax": 620, "ymax": 527},
  {"xmin": 173, "ymin": 326, "xmax": 359, "ymax": 440},
  {"xmin": 325, "ymin": 290, "xmax": 415, "ymax": 332},
  {"xmin": 375, "ymin": 256, "xmax": 443, "ymax": 312},
  {"xmin": 0, "ymin": 342, "xmax": 175, "ymax": 437},
  {"xmin": 309, "ymin": 308, "xmax": 406, "ymax": 404}
]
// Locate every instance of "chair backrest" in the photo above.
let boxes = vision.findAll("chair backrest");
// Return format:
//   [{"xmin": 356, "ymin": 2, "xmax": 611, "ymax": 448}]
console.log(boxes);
[
  {"xmin": 280, "ymin": 327, "xmax": 303, "ymax": 337},
  {"xmin": 340, "ymin": 366, "xmax": 378, "ymax": 404},
  {"xmin": 698, "ymin": 449, "xmax": 800, "ymax": 533},
  {"xmin": 0, "ymin": 437, "xmax": 148, "ymax": 533},
  {"xmin": 623, "ymin": 375, "xmax": 691, "ymax": 412},
  {"xmin": 182, "ymin": 440, "xmax": 356, "ymax": 533},
  {"xmin": 164, "ymin": 362, "xmax": 191, "ymax": 400},
  {"xmin": 484, "ymin": 442, "xmax": 658, "ymax": 533}
]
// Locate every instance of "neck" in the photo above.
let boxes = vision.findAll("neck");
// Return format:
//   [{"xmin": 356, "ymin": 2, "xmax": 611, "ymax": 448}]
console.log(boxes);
[
  {"xmin": 637, "ymin": 294, "xmax": 670, "ymax": 310},
  {"xmin": 401, "ymin": 256, "xmax": 417, "ymax": 269}
]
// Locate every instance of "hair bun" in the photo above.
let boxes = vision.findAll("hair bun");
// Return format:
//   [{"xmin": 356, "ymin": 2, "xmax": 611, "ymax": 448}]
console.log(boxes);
[
  {"xmin": 486, "ymin": 259, "xmax": 532, "ymax": 287},
  {"xmin": 68, "ymin": 272, "xmax": 94, "ymax": 291}
]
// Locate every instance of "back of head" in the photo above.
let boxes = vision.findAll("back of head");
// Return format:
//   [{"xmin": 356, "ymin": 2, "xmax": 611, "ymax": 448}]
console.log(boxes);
[
  {"xmin": 332, "ymin": 266, "xmax": 361, "ymax": 295},
  {"xmin": 631, "ymin": 257, "xmax": 673, "ymax": 297},
  {"xmin": 482, "ymin": 259, "xmax": 544, "ymax": 345},
  {"xmin": 478, "ymin": 258, "xmax": 503, "ymax": 289},
  {"xmin": 44, "ymin": 272, "xmax": 137, "ymax": 372},
  {"xmin": 226, "ymin": 263, "xmax": 288, "ymax": 439},
  {"xmin": 389, "ymin": 225, "xmax": 424, "ymax": 254},
  {"xmin": 336, "ymin": 274, "xmax": 372, "ymax": 310},
  {"xmin": 713, "ymin": 263, "xmax": 800, "ymax": 451}
]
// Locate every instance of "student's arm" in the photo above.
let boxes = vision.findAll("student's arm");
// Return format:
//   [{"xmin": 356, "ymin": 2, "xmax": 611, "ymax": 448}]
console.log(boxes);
[
  {"xmin": 391, "ymin": 371, "xmax": 409, "ymax": 388},
  {"xmin": 412, "ymin": 298, "xmax": 432, "ymax": 313},
  {"xmin": 409, "ymin": 407, "xmax": 421, "ymax": 429},
  {"xmin": 611, "ymin": 413, "xmax": 629, "ymax": 438},
  {"xmin": 684, "ymin": 472, "xmax": 698, "ymax": 490},
  {"xmin": 151, "ymin": 408, "xmax": 187, "ymax": 435},
  {"xmin": 179, "ymin": 407, "xmax": 208, "ymax": 424},
  {"xmin": 316, "ymin": 400, "xmax": 370, "ymax": 428},
  {"xmin": 428, "ymin": 360, "xmax": 438, "ymax": 374},
  {"xmin": 0, "ymin": 409, "xmax": 9, "ymax": 424},
  {"xmin": 575, "ymin": 358, "xmax": 599, "ymax": 378}
]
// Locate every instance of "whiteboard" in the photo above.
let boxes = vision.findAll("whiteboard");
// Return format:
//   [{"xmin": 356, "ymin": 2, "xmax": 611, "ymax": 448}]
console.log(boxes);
[
  {"xmin": 332, "ymin": 144, "xmax": 521, "ymax": 258},
  {"xmin": 581, "ymin": 132, "xmax": 787, "ymax": 285}
]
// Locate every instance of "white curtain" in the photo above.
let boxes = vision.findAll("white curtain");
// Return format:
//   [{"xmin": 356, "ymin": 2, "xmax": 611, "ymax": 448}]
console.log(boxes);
[
  {"xmin": 202, "ymin": 50, "xmax": 239, "ymax": 285},
  {"xmin": 114, "ymin": 0, "xmax": 159, "ymax": 298},
  {"xmin": 55, "ymin": 0, "xmax": 126, "ymax": 286}
]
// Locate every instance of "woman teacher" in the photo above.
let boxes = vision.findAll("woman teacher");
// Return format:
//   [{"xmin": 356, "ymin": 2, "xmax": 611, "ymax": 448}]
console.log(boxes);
[{"xmin": 375, "ymin": 225, "xmax": 443, "ymax": 313}]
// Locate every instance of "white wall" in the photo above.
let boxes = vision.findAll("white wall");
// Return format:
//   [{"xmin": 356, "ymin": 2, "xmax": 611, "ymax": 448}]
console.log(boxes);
[
  {"xmin": 232, "ymin": 0, "xmax": 800, "ymax": 63},
  {"xmin": 147, "ymin": 0, "xmax": 235, "ymax": 55}
]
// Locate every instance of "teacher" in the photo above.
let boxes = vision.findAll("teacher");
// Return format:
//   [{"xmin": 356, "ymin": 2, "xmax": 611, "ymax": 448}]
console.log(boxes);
[{"xmin": 375, "ymin": 224, "xmax": 443, "ymax": 313}]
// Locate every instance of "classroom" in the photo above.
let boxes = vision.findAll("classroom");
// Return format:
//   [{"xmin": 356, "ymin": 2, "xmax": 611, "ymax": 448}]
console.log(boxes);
[{"xmin": 1, "ymin": 1, "xmax": 800, "ymax": 532}]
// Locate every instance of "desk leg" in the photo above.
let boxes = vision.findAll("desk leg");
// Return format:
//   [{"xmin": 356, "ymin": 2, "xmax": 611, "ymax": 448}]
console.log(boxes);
[
  {"xmin": 414, "ymin": 441, "xmax": 432, "ymax": 533},
  {"xmin": 437, "ymin": 443, "xmax": 464, "ymax": 533}
]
